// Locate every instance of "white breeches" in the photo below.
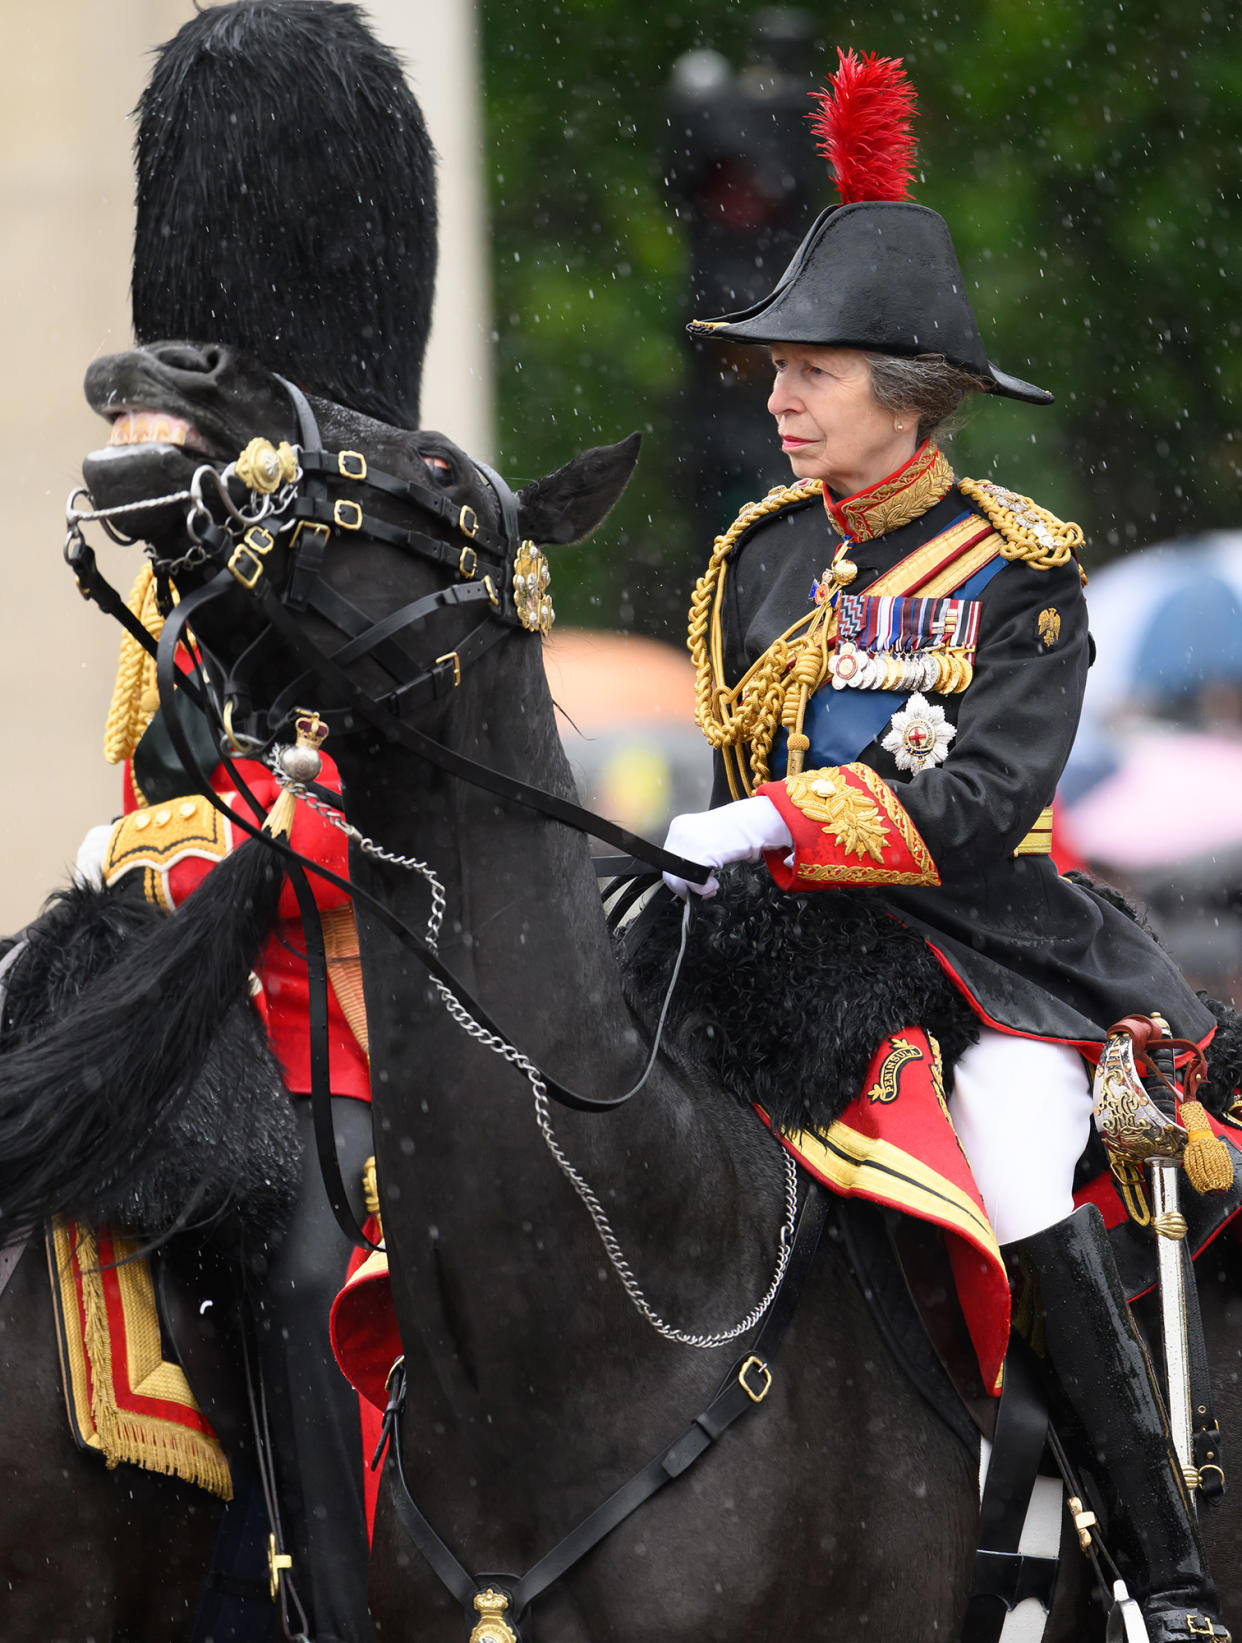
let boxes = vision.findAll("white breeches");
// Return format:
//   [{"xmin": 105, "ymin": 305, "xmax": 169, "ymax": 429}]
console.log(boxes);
[{"xmin": 948, "ymin": 1027, "xmax": 1095, "ymax": 1246}]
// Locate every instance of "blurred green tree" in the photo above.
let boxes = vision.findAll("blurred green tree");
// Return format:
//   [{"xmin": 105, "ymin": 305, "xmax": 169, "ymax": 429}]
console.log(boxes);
[{"xmin": 482, "ymin": 0, "xmax": 1242, "ymax": 642}]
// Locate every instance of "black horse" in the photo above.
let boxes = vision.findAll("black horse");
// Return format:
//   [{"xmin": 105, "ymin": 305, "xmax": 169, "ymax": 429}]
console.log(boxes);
[{"xmin": 29, "ymin": 337, "xmax": 1242, "ymax": 1640}]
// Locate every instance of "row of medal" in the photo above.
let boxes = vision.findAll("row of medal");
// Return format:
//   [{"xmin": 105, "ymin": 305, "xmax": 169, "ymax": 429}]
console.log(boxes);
[{"xmin": 830, "ymin": 640, "xmax": 975, "ymax": 694}]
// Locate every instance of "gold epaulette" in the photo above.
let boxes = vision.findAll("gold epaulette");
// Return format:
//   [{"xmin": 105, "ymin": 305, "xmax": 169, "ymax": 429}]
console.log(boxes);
[
  {"xmin": 957, "ymin": 477, "xmax": 1087, "ymax": 584},
  {"xmin": 103, "ymin": 794, "xmax": 230, "ymax": 911}
]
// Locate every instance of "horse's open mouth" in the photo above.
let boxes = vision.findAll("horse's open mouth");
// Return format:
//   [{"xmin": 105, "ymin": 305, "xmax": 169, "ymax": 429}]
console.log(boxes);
[{"xmin": 83, "ymin": 405, "xmax": 223, "ymax": 521}]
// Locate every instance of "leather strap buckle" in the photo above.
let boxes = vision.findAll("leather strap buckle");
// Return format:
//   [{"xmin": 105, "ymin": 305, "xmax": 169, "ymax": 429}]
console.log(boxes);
[
  {"xmin": 738, "ymin": 1355, "xmax": 771, "ymax": 1403},
  {"xmin": 290, "ymin": 519, "xmax": 331, "ymax": 553},
  {"xmin": 436, "ymin": 651, "xmax": 462, "ymax": 689},
  {"xmin": 228, "ymin": 524, "xmax": 275, "ymax": 589},
  {"xmin": 334, "ymin": 498, "xmax": 363, "ymax": 531},
  {"xmin": 338, "ymin": 450, "xmax": 367, "ymax": 480},
  {"xmin": 460, "ymin": 545, "xmax": 478, "ymax": 579},
  {"xmin": 459, "ymin": 504, "xmax": 479, "ymax": 539}
]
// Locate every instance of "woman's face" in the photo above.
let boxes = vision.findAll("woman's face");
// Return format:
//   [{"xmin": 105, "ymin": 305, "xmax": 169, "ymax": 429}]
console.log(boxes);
[{"xmin": 766, "ymin": 345, "xmax": 918, "ymax": 497}]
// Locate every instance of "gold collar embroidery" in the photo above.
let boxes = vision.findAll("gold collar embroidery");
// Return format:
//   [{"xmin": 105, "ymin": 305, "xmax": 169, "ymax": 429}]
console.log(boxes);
[{"xmin": 824, "ymin": 442, "xmax": 956, "ymax": 542}]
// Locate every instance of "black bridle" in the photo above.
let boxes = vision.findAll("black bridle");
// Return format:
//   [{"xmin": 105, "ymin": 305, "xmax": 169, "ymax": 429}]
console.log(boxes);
[
  {"xmin": 66, "ymin": 378, "xmax": 710, "ymax": 1151},
  {"xmin": 140, "ymin": 377, "xmax": 708, "ymax": 883}
]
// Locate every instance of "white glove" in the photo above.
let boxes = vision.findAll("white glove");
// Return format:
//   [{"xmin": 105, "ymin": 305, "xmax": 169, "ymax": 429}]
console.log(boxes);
[
  {"xmin": 73, "ymin": 821, "xmax": 118, "ymax": 888},
  {"xmin": 662, "ymin": 796, "xmax": 793, "ymax": 899}
]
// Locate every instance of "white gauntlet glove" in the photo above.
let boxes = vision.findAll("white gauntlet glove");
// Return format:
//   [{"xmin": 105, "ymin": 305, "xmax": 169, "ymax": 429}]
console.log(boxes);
[
  {"xmin": 74, "ymin": 822, "xmax": 118, "ymax": 889},
  {"xmin": 662, "ymin": 795, "xmax": 793, "ymax": 899}
]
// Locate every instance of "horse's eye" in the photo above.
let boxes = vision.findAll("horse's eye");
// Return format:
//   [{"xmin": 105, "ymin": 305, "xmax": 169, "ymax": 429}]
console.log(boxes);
[{"xmin": 421, "ymin": 454, "xmax": 452, "ymax": 485}]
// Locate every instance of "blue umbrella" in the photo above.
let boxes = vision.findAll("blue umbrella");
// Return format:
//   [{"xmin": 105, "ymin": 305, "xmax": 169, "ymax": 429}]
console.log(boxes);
[{"xmin": 1066, "ymin": 531, "xmax": 1242, "ymax": 800}]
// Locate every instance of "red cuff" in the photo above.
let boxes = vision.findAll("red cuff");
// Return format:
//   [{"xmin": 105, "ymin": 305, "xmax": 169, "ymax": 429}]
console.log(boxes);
[{"xmin": 757, "ymin": 763, "xmax": 940, "ymax": 890}]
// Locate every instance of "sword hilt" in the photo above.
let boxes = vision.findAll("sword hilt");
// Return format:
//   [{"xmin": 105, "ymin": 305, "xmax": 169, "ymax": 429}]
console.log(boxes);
[{"xmin": 1145, "ymin": 1011, "xmax": 1179, "ymax": 1121}]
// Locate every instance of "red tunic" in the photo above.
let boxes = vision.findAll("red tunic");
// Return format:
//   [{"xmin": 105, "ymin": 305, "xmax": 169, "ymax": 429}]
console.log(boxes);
[{"xmin": 120, "ymin": 754, "xmax": 371, "ymax": 1102}]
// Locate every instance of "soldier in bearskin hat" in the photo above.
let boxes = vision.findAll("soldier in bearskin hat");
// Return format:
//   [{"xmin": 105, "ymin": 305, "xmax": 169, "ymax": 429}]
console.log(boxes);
[
  {"xmin": 85, "ymin": 4, "xmax": 438, "ymax": 1638},
  {"xmin": 664, "ymin": 51, "xmax": 1231, "ymax": 1643}
]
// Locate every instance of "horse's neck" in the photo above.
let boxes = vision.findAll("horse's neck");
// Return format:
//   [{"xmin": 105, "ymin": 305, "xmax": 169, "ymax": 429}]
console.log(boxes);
[
  {"xmin": 339, "ymin": 642, "xmax": 633, "ymax": 1084},
  {"xmin": 336, "ymin": 641, "xmax": 780, "ymax": 1337}
]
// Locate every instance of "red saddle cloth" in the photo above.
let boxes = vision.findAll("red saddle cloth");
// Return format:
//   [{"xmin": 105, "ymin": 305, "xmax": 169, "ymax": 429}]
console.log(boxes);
[{"xmin": 47, "ymin": 1218, "xmax": 232, "ymax": 1498}]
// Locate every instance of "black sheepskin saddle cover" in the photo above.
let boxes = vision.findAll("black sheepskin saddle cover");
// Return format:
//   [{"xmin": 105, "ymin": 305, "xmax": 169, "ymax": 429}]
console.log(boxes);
[
  {"xmin": 2, "ymin": 879, "xmax": 300, "ymax": 1242},
  {"xmin": 619, "ymin": 869, "xmax": 980, "ymax": 1137}
]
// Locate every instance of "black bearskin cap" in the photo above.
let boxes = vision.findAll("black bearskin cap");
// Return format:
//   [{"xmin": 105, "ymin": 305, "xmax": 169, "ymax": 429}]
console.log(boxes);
[
  {"xmin": 133, "ymin": 0, "xmax": 437, "ymax": 427},
  {"xmin": 688, "ymin": 202, "xmax": 1052, "ymax": 406}
]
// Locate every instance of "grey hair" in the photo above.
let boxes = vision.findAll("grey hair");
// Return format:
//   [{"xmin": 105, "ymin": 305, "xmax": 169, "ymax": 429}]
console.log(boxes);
[{"xmin": 864, "ymin": 353, "xmax": 992, "ymax": 445}]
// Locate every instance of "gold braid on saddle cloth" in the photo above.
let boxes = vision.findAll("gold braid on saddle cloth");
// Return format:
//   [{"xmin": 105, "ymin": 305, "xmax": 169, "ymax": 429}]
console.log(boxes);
[
  {"xmin": 688, "ymin": 470, "xmax": 1086, "ymax": 799},
  {"xmin": 47, "ymin": 1218, "xmax": 232, "ymax": 1497}
]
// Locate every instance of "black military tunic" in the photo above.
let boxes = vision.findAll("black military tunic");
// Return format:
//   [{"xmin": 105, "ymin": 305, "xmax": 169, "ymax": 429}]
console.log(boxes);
[{"xmin": 704, "ymin": 464, "xmax": 1214, "ymax": 1054}]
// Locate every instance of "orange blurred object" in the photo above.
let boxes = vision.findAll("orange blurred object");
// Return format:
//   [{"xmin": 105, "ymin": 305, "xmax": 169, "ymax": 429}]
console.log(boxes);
[
  {"xmin": 542, "ymin": 628, "xmax": 696, "ymax": 730},
  {"xmin": 543, "ymin": 629, "xmax": 710, "ymax": 839}
]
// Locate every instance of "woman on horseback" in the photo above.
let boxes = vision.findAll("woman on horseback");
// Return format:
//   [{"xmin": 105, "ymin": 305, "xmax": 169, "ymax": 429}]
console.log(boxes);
[{"xmin": 664, "ymin": 51, "xmax": 1232, "ymax": 1643}]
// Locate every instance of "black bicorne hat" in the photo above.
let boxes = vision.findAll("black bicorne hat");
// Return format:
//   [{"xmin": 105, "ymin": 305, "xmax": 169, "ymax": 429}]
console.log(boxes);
[
  {"xmin": 687, "ymin": 52, "xmax": 1052, "ymax": 407},
  {"xmin": 132, "ymin": 0, "xmax": 437, "ymax": 428}
]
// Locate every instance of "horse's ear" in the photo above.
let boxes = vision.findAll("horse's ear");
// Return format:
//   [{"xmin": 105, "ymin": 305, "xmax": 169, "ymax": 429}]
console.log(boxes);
[{"xmin": 516, "ymin": 432, "xmax": 641, "ymax": 546}]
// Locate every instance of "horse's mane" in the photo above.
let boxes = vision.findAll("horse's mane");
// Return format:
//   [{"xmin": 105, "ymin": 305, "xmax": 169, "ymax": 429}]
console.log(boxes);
[
  {"xmin": 132, "ymin": 0, "xmax": 437, "ymax": 428},
  {"xmin": 0, "ymin": 844, "xmax": 300, "ymax": 1244},
  {"xmin": 619, "ymin": 870, "xmax": 980, "ymax": 1137}
]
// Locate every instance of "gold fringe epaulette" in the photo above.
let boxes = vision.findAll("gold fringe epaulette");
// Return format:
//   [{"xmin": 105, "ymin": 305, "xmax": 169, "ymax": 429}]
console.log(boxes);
[{"xmin": 957, "ymin": 477, "xmax": 1087, "ymax": 584}]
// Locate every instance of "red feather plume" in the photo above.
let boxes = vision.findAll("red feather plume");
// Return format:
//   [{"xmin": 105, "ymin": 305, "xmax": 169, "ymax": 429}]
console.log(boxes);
[{"xmin": 808, "ymin": 48, "xmax": 919, "ymax": 205}]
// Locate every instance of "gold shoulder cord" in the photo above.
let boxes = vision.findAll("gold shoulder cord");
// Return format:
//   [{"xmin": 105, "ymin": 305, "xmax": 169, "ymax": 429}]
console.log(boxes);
[
  {"xmin": 103, "ymin": 563, "xmax": 163, "ymax": 769},
  {"xmin": 689, "ymin": 476, "xmax": 1087, "ymax": 799},
  {"xmin": 688, "ymin": 478, "xmax": 824, "ymax": 799},
  {"xmin": 957, "ymin": 477, "xmax": 1087, "ymax": 586},
  {"xmin": 102, "ymin": 564, "xmax": 186, "ymax": 808}
]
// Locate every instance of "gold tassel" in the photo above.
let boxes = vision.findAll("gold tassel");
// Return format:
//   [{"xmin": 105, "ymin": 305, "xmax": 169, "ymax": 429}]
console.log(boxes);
[
  {"xmin": 781, "ymin": 632, "xmax": 831, "ymax": 779},
  {"xmin": 103, "ymin": 565, "xmax": 166, "ymax": 767},
  {"xmin": 263, "ymin": 789, "xmax": 297, "ymax": 841},
  {"xmin": 1180, "ymin": 1100, "xmax": 1235, "ymax": 1195}
]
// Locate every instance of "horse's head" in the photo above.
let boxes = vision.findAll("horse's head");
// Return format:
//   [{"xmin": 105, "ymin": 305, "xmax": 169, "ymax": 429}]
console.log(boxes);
[{"xmin": 80, "ymin": 341, "xmax": 640, "ymax": 761}]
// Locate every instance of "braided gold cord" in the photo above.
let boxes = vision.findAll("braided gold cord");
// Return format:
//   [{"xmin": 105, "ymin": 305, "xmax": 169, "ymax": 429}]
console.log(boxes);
[
  {"xmin": 687, "ymin": 478, "xmax": 822, "ymax": 797},
  {"xmin": 957, "ymin": 476, "xmax": 1086, "ymax": 581},
  {"xmin": 103, "ymin": 564, "xmax": 166, "ymax": 766}
]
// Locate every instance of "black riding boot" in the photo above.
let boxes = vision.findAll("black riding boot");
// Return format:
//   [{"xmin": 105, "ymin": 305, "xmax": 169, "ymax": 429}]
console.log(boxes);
[{"xmin": 1008, "ymin": 1204, "xmax": 1230, "ymax": 1643}]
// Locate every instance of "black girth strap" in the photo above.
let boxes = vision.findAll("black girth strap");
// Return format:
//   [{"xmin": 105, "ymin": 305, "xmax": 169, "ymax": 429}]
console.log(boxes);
[
  {"xmin": 959, "ymin": 1334, "xmax": 1060, "ymax": 1642},
  {"xmin": 375, "ymin": 1182, "xmax": 830, "ymax": 1633}
]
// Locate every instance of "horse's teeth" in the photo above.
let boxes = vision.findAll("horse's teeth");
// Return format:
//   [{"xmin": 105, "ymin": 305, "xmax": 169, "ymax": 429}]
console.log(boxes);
[{"xmin": 107, "ymin": 410, "xmax": 193, "ymax": 447}]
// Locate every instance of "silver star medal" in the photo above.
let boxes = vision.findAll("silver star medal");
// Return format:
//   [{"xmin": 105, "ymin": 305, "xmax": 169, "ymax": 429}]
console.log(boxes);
[{"xmin": 882, "ymin": 692, "xmax": 956, "ymax": 774}]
